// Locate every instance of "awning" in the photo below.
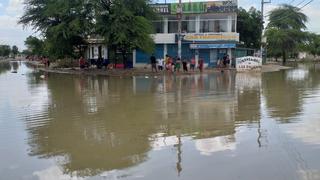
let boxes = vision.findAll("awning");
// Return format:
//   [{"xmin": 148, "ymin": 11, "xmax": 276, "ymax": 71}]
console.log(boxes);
[{"xmin": 190, "ymin": 43, "xmax": 236, "ymax": 49}]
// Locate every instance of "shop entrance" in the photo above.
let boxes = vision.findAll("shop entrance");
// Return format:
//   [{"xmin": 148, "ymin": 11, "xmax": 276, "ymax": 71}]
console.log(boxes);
[{"xmin": 209, "ymin": 49, "xmax": 218, "ymax": 67}]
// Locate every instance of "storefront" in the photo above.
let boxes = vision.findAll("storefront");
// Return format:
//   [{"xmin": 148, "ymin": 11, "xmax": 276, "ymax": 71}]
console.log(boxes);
[{"xmin": 134, "ymin": 0, "xmax": 239, "ymax": 68}]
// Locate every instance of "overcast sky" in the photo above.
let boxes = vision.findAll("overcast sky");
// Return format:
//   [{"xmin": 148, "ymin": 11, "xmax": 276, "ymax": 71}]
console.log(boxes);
[{"xmin": 0, "ymin": 0, "xmax": 319, "ymax": 50}]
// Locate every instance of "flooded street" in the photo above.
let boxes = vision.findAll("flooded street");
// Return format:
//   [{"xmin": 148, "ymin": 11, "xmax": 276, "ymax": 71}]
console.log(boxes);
[{"xmin": 1, "ymin": 61, "xmax": 320, "ymax": 180}]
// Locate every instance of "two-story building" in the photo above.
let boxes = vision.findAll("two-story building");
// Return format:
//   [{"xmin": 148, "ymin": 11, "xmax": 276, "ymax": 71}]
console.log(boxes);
[
  {"xmin": 85, "ymin": 0, "xmax": 240, "ymax": 68},
  {"xmin": 134, "ymin": 0, "xmax": 239, "ymax": 67}
]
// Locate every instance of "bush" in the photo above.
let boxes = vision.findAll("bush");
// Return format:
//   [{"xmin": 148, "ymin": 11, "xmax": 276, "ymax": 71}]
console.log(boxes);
[{"xmin": 55, "ymin": 58, "xmax": 78, "ymax": 68}]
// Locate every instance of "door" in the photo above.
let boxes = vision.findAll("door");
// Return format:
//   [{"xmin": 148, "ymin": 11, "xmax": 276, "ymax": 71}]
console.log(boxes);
[{"xmin": 209, "ymin": 49, "xmax": 218, "ymax": 67}]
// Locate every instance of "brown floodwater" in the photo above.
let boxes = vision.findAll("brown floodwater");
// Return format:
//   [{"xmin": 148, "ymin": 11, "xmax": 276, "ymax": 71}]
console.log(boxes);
[{"xmin": 1, "ymin": 61, "xmax": 320, "ymax": 180}]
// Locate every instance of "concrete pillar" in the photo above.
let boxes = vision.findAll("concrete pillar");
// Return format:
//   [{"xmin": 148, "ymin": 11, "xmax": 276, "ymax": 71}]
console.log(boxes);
[
  {"xmin": 104, "ymin": 46, "xmax": 108, "ymax": 59},
  {"xmin": 163, "ymin": 44, "xmax": 167, "ymax": 59},
  {"xmin": 227, "ymin": 15, "xmax": 232, "ymax": 32},
  {"xmin": 163, "ymin": 17, "xmax": 168, "ymax": 33},
  {"xmin": 195, "ymin": 49, "xmax": 199, "ymax": 65},
  {"xmin": 228, "ymin": 48, "xmax": 232, "ymax": 59},
  {"xmin": 234, "ymin": 14, "xmax": 237, "ymax": 32},
  {"xmin": 133, "ymin": 49, "xmax": 137, "ymax": 67},
  {"xmin": 195, "ymin": 15, "xmax": 200, "ymax": 33}
]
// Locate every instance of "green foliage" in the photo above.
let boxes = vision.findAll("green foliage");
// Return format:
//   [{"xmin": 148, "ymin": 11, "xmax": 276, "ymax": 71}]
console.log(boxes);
[
  {"xmin": 11, "ymin": 46, "xmax": 19, "ymax": 57},
  {"xmin": 19, "ymin": 0, "xmax": 96, "ymax": 59},
  {"xmin": 302, "ymin": 33, "xmax": 320, "ymax": 57},
  {"xmin": 55, "ymin": 58, "xmax": 79, "ymax": 68},
  {"xmin": 20, "ymin": 0, "xmax": 156, "ymax": 62},
  {"xmin": 237, "ymin": 7, "xmax": 263, "ymax": 49},
  {"xmin": 24, "ymin": 36, "xmax": 45, "ymax": 56},
  {"xmin": 265, "ymin": 4, "xmax": 308, "ymax": 63},
  {"xmin": 0, "ymin": 45, "xmax": 11, "ymax": 57},
  {"xmin": 96, "ymin": 0, "xmax": 156, "ymax": 55}
]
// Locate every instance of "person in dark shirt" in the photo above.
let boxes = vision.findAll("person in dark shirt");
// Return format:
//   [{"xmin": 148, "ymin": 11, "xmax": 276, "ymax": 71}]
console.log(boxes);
[{"xmin": 150, "ymin": 54, "xmax": 157, "ymax": 72}]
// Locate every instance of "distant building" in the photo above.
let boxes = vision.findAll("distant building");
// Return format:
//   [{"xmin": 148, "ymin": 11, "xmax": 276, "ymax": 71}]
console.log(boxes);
[{"xmin": 86, "ymin": 0, "xmax": 241, "ymax": 68}]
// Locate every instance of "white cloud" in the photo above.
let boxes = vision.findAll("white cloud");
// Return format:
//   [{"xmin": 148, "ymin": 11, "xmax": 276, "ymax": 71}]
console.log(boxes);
[
  {"xmin": 0, "ymin": 3, "xmax": 3, "ymax": 8},
  {"xmin": 195, "ymin": 136, "xmax": 236, "ymax": 156},
  {"xmin": 5, "ymin": 0, "xmax": 24, "ymax": 16},
  {"xmin": 33, "ymin": 166, "xmax": 87, "ymax": 180},
  {"xmin": 0, "ymin": 14, "xmax": 35, "ymax": 49},
  {"xmin": 302, "ymin": 5, "xmax": 320, "ymax": 33},
  {"xmin": 0, "ymin": 15, "xmax": 20, "ymax": 29}
]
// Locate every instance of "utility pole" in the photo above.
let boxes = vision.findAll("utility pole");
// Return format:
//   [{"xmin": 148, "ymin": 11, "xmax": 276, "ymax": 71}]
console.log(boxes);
[
  {"xmin": 177, "ymin": 0, "xmax": 182, "ymax": 59},
  {"xmin": 261, "ymin": 0, "xmax": 271, "ymax": 64}
]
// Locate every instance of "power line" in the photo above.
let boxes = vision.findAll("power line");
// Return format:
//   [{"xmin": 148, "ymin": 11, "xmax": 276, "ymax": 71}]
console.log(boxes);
[
  {"xmin": 295, "ymin": 0, "xmax": 307, "ymax": 6},
  {"xmin": 266, "ymin": 0, "xmax": 314, "ymax": 24},
  {"xmin": 299, "ymin": 0, "xmax": 314, "ymax": 9}
]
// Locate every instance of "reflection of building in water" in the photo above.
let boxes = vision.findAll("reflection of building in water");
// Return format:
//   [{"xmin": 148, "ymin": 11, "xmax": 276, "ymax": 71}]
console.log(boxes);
[
  {"xmin": 235, "ymin": 73, "xmax": 261, "ymax": 123},
  {"xmin": 195, "ymin": 135, "xmax": 236, "ymax": 156},
  {"xmin": 25, "ymin": 71, "xmax": 271, "ymax": 177},
  {"xmin": 26, "ymin": 74, "xmax": 155, "ymax": 177}
]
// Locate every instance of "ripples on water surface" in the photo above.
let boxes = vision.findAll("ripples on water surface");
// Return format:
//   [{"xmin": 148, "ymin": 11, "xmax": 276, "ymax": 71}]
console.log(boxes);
[{"xmin": 1, "ymin": 61, "xmax": 320, "ymax": 180}]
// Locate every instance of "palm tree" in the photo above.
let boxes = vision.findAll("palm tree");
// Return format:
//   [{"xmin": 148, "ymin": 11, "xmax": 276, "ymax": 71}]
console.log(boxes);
[{"xmin": 265, "ymin": 4, "xmax": 308, "ymax": 64}]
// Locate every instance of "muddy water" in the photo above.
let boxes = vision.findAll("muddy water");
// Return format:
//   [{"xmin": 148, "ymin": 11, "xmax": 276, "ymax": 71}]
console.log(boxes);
[{"xmin": 1, "ymin": 61, "xmax": 320, "ymax": 180}]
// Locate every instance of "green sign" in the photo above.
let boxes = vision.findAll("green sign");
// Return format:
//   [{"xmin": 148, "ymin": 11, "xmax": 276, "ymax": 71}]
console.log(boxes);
[{"xmin": 171, "ymin": 2, "xmax": 205, "ymax": 14}]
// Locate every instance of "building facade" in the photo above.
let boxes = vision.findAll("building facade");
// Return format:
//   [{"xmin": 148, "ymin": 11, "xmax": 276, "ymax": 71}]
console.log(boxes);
[
  {"xmin": 135, "ymin": 0, "xmax": 239, "ymax": 67},
  {"xmin": 85, "ymin": 0, "xmax": 239, "ymax": 68}
]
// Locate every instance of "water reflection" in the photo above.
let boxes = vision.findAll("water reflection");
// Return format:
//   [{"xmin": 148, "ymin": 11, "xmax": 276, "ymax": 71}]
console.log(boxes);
[
  {"xmin": 0, "ymin": 61, "xmax": 11, "ymax": 75},
  {"xmin": 3, "ymin": 62, "xmax": 320, "ymax": 179},
  {"xmin": 23, "ymin": 70, "xmax": 269, "ymax": 178}
]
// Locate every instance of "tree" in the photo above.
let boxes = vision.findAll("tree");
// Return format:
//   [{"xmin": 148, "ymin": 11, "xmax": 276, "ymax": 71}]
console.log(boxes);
[
  {"xmin": 11, "ymin": 45, "xmax": 19, "ymax": 58},
  {"xmin": 265, "ymin": 4, "xmax": 308, "ymax": 64},
  {"xmin": 96, "ymin": 0, "xmax": 156, "ymax": 68},
  {"xmin": 0, "ymin": 45, "xmax": 11, "ymax": 57},
  {"xmin": 303, "ymin": 33, "xmax": 320, "ymax": 57},
  {"xmin": 24, "ymin": 36, "xmax": 45, "ymax": 56},
  {"xmin": 19, "ymin": 0, "xmax": 96, "ymax": 58},
  {"xmin": 237, "ymin": 7, "xmax": 263, "ymax": 49}
]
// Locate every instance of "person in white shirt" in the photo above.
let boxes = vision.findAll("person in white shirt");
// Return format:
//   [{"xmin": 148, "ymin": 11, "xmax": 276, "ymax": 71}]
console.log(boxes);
[{"xmin": 157, "ymin": 58, "xmax": 164, "ymax": 71}]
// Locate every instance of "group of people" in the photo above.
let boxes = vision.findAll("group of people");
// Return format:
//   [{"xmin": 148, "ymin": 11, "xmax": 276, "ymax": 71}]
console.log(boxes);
[
  {"xmin": 217, "ymin": 54, "xmax": 231, "ymax": 68},
  {"xmin": 150, "ymin": 54, "xmax": 204, "ymax": 73},
  {"xmin": 79, "ymin": 56, "xmax": 112, "ymax": 70},
  {"xmin": 26, "ymin": 56, "xmax": 50, "ymax": 68}
]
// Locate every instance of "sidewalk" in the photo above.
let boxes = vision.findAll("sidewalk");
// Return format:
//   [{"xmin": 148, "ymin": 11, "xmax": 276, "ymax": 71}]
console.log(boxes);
[{"xmin": 25, "ymin": 60, "xmax": 291, "ymax": 77}]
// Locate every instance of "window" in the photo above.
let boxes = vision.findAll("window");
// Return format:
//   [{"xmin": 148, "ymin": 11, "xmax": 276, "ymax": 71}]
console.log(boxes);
[
  {"xmin": 200, "ymin": 20, "xmax": 215, "ymax": 33},
  {"xmin": 232, "ymin": 19, "xmax": 236, "ymax": 32},
  {"xmin": 182, "ymin": 16, "xmax": 196, "ymax": 33},
  {"xmin": 153, "ymin": 21, "xmax": 164, "ymax": 33},
  {"xmin": 200, "ymin": 14, "xmax": 230, "ymax": 33},
  {"xmin": 168, "ymin": 21, "xmax": 178, "ymax": 33}
]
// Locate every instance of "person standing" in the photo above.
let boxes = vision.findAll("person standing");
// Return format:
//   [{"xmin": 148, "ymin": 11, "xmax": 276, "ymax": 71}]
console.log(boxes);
[
  {"xmin": 182, "ymin": 59, "xmax": 188, "ymax": 72},
  {"xmin": 198, "ymin": 58, "xmax": 204, "ymax": 73},
  {"xmin": 165, "ymin": 55, "xmax": 170, "ymax": 71},
  {"xmin": 157, "ymin": 58, "xmax": 164, "ymax": 71},
  {"xmin": 226, "ymin": 55, "xmax": 230, "ymax": 68},
  {"xmin": 175, "ymin": 58, "xmax": 181, "ymax": 72},
  {"xmin": 223, "ymin": 54, "xmax": 227, "ymax": 68},
  {"xmin": 190, "ymin": 57, "xmax": 196, "ymax": 71},
  {"xmin": 79, "ymin": 56, "xmax": 86, "ymax": 69},
  {"xmin": 150, "ymin": 54, "xmax": 157, "ymax": 72}
]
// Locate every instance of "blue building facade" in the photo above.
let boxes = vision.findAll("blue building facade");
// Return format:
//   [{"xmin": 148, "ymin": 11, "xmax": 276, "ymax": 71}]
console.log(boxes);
[{"xmin": 134, "ymin": 0, "xmax": 239, "ymax": 68}]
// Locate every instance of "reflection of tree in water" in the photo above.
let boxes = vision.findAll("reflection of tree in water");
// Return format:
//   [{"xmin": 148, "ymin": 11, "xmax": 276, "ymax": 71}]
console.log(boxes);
[
  {"xmin": 263, "ymin": 71, "xmax": 303, "ymax": 122},
  {"xmin": 11, "ymin": 61, "xmax": 19, "ymax": 71},
  {"xmin": 0, "ymin": 62, "xmax": 11, "ymax": 75},
  {"xmin": 235, "ymin": 73, "xmax": 261, "ymax": 123},
  {"xmin": 26, "ymin": 75, "xmax": 156, "ymax": 177},
  {"xmin": 149, "ymin": 73, "xmax": 237, "ymax": 140},
  {"xmin": 262, "ymin": 68, "xmax": 320, "ymax": 123}
]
